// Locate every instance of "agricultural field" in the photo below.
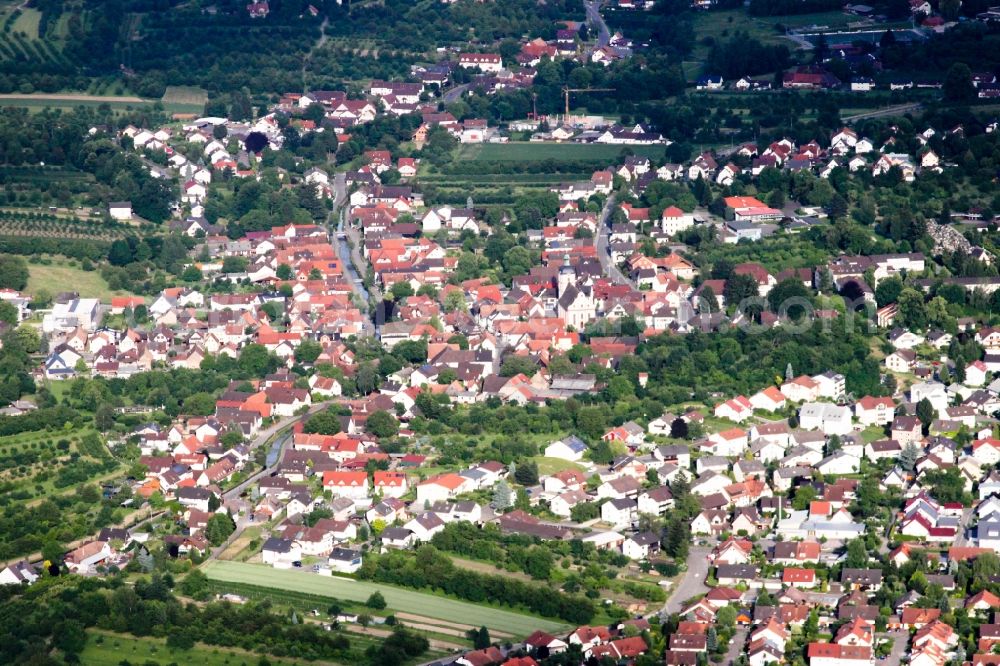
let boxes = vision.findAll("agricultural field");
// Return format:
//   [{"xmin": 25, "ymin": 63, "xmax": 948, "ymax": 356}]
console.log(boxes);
[
  {"xmin": 0, "ymin": 1, "xmax": 82, "ymax": 72},
  {"xmin": 161, "ymin": 85, "xmax": 209, "ymax": 115},
  {"xmin": 422, "ymin": 142, "xmax": 666, "ymax": 206},
  {"xmin": 0, "ymin": 93, "xmax": 153, "ymax": 114},
  {"xmin": 202, "ymin": 560, "xmax": 570, "ymax": 636},
  {"xmin": 0, "ymin": 167, "xmax": 99, "ymax": 209},
  {"xmin": 0, "ymin": 210, "xmax": 134, "ymax": 242},
  {"xmin": 200, "ymin": 580, "xmax": 475, "ymax": 652},
  {"xmin": 81, "ymin": 630, "xmax": 312, "ymax": 666},
  {"xmin": 0, "ymin": 427, "xmax": 119, "ymax": 505},
  {"xmin": 26, "ymin": 260, "xmax": 131, "ymax": 301},
  {"xmin": 456, "ymin": 142, "xmax": 666, "ymax": 163},
  {"xmin": 0, "ymin": 88, "xmax": 206, "ymax": 115}
]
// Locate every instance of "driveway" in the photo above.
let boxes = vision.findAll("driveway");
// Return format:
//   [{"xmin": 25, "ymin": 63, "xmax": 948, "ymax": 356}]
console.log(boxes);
[
  {"xmin": 721, "ymin": 627, "xmax": 748, "ymax": 664},
  {"xmin": 955, "ymin": 507, "xmax": 975, "ymax": 547},
  {"xmin": 879, "ymin": 630, "xmax": 908, "ymax": 666},
  {"xmin": 662, "ymin": 546, "xmax": 711, "ymax": 615}
]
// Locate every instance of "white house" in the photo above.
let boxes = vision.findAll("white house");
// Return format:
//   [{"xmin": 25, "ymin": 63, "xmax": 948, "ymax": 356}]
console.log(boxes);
[
  {"xmin": 714, "ymin": 396, "xmax": 753, "ymax": 423},
  {"xmin": 544, "ymin": 435, "xmax": 588, "ymax": 462},
  {"xmin": 816, "ymin": 451, "xmax": 861, "ymax": 475},
  {"xmin": 262, "ymin": 537, "xmax": 301, "ymax": 566},
  {"xmin": 660, "ymin": 206, "xmax": 695, "ymax": 236},
  {"xmin": 966, "ymin": 360, "xmax": 989, "ymax": 387},
  {"xmin": 0, "ymin": 561, "xmax": 37, "ymax": 585},
  {"xmin": 799, "ymin": 403, "xmax": 853, "ymax": 436},
  {"xmin": 601, "ymin": 498, "xmax": 637, "ymax": 529},
  {"xmin": 854, "ymin": 396, "xmax": 896, "ymax": 427},
  {"xmin": 637, "ymin": 486, "xmax": 674, "ymax": 515},
  {"xmin": 327, "ymin": 547, "xmax": 363, "ymax": 573},
  {"xmin": 749, "ymin": 386, "xmax": 786, "ymax": 413},
  {"xmin": 109, "ymin": 201, "xmax": 133, "ymax": 220},
  {"xmin": 973, "ymin": 438, "xmax": 1000, "ymax": 465},
  {"xmin": 706, "ymin": 428, "xmax": 748, "ymax": 457}
]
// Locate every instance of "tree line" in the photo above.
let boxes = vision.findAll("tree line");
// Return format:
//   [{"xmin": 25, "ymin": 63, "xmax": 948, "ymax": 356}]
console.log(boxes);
[{"xmin": 358, "ymin": 545, "xmax": 596, "ymax": 624}]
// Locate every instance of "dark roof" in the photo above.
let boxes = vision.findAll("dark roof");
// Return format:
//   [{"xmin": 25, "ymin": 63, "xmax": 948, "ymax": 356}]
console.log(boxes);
[{"xmin": 263, "ymin": 537, "xmax": 293, "ymax": 553}]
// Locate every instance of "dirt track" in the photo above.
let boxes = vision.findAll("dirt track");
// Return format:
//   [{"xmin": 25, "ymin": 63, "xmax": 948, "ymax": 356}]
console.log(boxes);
[
  {"xmin": 394, "ymin": 612, "xmax": 514, "ymax": 638},
  {"xmin": 0, "ymin": 93, "xmax": 148, "ymax": 103},
  {"xmin": 334, "ymin": 622, "xmax": 467, "ymax": 651}
]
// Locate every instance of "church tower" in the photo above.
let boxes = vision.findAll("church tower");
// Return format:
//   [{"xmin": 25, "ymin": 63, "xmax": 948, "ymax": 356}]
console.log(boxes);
[{"xmin": 557, "ymin": 253, "xmax": 575, "ymax": 297}]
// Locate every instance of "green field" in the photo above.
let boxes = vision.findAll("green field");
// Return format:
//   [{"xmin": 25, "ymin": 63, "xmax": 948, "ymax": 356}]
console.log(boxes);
[
  {"xmin": 11, "ymin": 8, "xmax": 41, "ymax": 38},
  {"xmin": 81, "ymin": 630, "xmax": 311, "ymax": 666},
  {"xmin": 0, "ymin": 89, "xmax": 204, "ymax": 115},
  {"xmin": 457, "ymin": 142, "xmax": 665, "ymax": 162},
  {"xmin": 202, "ymin": 560, "xmax": 569, "ymax": 636},
  {"xmin": 0, "ymin": 93, "xmax": 151, "ymax": 114},
  {"xmin": 26, "ymin": 261, "xmax": 131, "ymax": 301},
  {"xmin": 530, "ymin": 456, "xmax": 587, "ymax": 476},
  {"xmin": 162, "ymin": 85, "xmax": 209, "ymax": 115}
]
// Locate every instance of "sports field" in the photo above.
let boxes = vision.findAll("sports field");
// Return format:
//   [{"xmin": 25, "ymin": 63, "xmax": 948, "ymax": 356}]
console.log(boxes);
[
  {"xmin": 202, "ymin": 560, "xmax": 568, "ymax": 635},
  {"xmin": 457, "ymin": 142, "xmax": 665, "ymax": 162}
]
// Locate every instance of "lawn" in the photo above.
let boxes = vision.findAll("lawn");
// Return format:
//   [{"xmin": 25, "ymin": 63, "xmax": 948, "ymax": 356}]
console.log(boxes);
[
  {"xmin": 457, "ymin": 142, "xmax": 666, "ymax": 162},
  {"xmin": 202, "ymin": 560, "xmax": 569, "ymax": 636},
  {"xmin": 530, "ymin": 455, "xmax": 588, "ymax": 476},
  {"xmin": 26, "ymin": 261, "xmax": 131, "ymax": 302},
  {"xmin": 81, "ymin": 630, "xmax": 310, "ymax": 666}
]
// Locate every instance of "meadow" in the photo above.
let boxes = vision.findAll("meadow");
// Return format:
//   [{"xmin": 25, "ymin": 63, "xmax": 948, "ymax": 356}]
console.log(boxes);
[
  {"xmin": 80, "ymin": 630, "xmax": 311, "ymax": 666},
  {"xmin": 26, "ymin": 260, "xmax": 131, "ymax": 301}
]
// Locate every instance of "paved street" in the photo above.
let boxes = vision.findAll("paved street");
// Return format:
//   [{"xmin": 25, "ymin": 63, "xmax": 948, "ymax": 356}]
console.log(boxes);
[
  {"xmin": 842, "ymin": 103, "xmax": 922, "ymax": 123},
  {"xmin": 210, "ymin": 404, "xmax": 327, "ymax": 560},
  {"xmin": 662, "ymin": 546, "xmax": 711, "ymax": 615},
  {"xmin": 595, "ymin": 194, "xmax": 631, "ymax": 286},
  {"xmin": 331, "ymin": 173, "xmax": 377, "ymax": 336},
  {"xmin": 584, "ymin": 0, "xmax": 610, "ymax": 47},
  {"xmin": 443, "ymin": 83, "xmax": 471, "ymax": 103}
]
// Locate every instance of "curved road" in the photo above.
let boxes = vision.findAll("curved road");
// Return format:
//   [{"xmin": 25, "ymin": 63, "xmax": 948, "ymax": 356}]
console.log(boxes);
[
  {"xmin": 443, "ymin": 83, "xmax": 471, "ymax": 104},
  {"xmin": 584, "ymin": 0, "xmax": 611, "ymax": 47},
  {"xmin": 209, "ymin": 403, "xmax": 331, "ymax": 560}
]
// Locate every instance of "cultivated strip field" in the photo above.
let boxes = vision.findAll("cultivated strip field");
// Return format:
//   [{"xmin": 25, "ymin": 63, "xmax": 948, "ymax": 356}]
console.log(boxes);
[
  {"xmin": 202, "ymin": 560, "xmax": 569, "ymax": 636},
  {"xmin": 457, "ymin": 142, "xmax": 665, "ymax": 162}
]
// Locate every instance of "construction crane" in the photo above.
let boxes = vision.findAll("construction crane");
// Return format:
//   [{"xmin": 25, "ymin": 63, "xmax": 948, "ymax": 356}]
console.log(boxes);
[{"xmin": 562, "ymin": 86, "xmax": 614, "ymax": 118}]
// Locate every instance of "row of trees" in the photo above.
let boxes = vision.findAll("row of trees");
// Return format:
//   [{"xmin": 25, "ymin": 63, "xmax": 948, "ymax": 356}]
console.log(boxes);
[{"xmin": 358, "ymin": 545, "xmax": 596, "ymax": 624}]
